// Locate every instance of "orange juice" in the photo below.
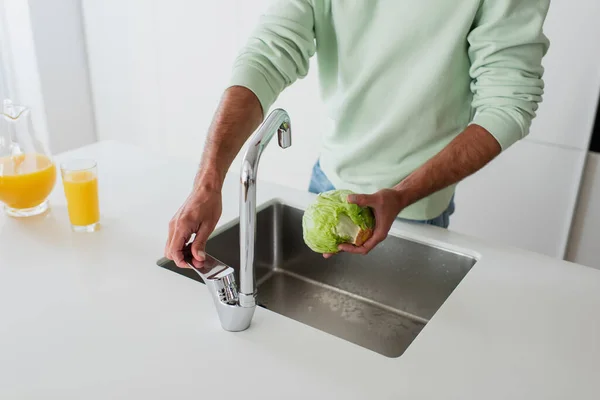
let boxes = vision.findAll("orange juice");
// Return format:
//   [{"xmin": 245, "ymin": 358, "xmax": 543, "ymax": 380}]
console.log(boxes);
[
  {"xmin": 62, "ymin": 169, "xmax": 99, "ymax": 227},
  {"xmin": 0, "ymin": 153, "xmax": 57, "ymax": 209}
]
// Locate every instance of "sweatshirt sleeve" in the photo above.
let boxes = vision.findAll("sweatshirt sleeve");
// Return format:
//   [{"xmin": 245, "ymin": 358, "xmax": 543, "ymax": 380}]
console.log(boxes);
[
  {"xmin": 468, "ymin": 0, "xmax": 551, "ymax": 150},
  {"xmin": 229, "ymin": 0, "xmax": 316, "ymax": 115}
]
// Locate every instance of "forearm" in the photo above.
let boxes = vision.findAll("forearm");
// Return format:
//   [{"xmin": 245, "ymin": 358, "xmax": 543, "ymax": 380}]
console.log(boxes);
[
  {"xmin": 194, "ymin": 86, "xmax": 263, "ymax": 191},
  {"xmin": 394, "ymin": 124, "xmax": 501, "ymax": 207}
]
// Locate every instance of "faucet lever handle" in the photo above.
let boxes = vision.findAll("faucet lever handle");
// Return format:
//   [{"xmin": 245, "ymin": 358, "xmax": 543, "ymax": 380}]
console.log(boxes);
[{"xmin": 183, "ymin": 244, "xmax": 239, "ymax": 305}]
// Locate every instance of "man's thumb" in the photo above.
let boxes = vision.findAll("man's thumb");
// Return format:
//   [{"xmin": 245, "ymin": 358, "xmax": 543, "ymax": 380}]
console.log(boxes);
[
  {"xmin": 347, "ymin": 193, "xmax": 373, "ymax": 207},
  {"xmin": 191, "ymin": 223, "xmax": 212, "ymax": 261}
]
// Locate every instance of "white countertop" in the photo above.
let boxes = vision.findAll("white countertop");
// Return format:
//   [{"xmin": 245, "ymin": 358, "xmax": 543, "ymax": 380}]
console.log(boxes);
[{"xmin": 1, "ymin": 141, "xmax": 599, "ymax": 400}]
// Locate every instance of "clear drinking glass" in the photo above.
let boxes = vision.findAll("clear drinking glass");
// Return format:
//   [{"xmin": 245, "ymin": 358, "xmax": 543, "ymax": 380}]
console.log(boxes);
[
  {"xmin": 60, "ymin": 159, "xmax": 100, "ymax": 232},
  {"xmin": 0, "ymin": 99, "xmax": 57, "ymax": 217}
]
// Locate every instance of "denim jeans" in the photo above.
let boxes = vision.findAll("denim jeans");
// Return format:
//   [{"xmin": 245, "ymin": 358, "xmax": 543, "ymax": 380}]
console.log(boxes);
[{"xmin": 308, "ymin": 161, "xmax": 455, "ymax": 229}]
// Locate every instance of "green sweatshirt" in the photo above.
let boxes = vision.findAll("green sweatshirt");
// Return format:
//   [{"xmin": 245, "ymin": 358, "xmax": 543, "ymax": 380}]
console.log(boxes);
[{"xmin": 229, "ymin": 0, "xmax": 550, "ymax": 220}]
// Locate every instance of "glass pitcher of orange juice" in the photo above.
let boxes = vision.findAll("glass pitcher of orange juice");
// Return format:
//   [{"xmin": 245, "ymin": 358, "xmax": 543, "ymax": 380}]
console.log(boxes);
[{"xmin": 0, "ymin": 99, "xmax": 57, "ymax": 217}]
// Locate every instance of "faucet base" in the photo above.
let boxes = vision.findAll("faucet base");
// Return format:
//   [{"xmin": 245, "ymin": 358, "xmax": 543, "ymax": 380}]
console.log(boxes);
[
  {"xmin": 215, "ymin": 303, "xmax": 256, "ymax": 332},
  {"xmin": 184, "ymin": 246, "xmax": 255, "ymax": 332}
]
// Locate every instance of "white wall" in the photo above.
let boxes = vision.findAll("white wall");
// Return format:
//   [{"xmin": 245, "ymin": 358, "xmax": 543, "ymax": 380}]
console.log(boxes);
[
  {"xmin": 27, "ymin": 0, "xmax": 96, "ymax": 153},
  {"xmin": 0, "ymin": 0, "xmax": 96, "ymax": 153},
  {"xmin": 0, "ymin": 7, "xmax": 11, "ymax": 101},
  {"xmin": 567, "ymin": 153, "xmax": 600, "ymax": 270},
  {"xmin": 0, "ymin": 0, "xmax": 50, "ymax": 146},
  {"xmin": 82, "ymin": 0, "xmax": 325, "ymax": 188},
  {"xmin": 81, "ymin": 0, "xmax": 236, "ymax": 157},
  {"xmin": 81, "ymin": 0, "xmax": 165, "ymax": 155},
  {"xmin": 82, "ymin": 1, "xmax": 600, "ymax": 259}
]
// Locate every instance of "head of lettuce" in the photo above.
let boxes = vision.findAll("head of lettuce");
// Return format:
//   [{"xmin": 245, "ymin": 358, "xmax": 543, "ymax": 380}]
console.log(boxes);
[{"xmin": 302, "ymin": 190, "xmax": 375, "ymax": 254}]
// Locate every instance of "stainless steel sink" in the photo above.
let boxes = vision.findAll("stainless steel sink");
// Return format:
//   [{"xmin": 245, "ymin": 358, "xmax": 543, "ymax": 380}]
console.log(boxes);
[{"xmin": 157, "ymin": 202, "xmax": 477, "ymax": 357}]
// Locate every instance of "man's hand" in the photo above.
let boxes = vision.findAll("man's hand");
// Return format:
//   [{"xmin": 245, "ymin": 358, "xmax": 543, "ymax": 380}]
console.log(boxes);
[
  {"xmin": 165, "ymin": 188, "xmax": 222, "ymax": 268},
  {"xmin": 323, "ymin": 124, "xmax": 501, "ymax": 258},
  {"xmin": 323, "ymin": 189, "xmax": 407, "ymax": 258}
]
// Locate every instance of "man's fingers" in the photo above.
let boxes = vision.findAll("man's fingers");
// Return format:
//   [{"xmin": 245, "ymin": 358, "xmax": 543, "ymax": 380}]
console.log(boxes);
[
  {"xmin": 338, "ymin": 243, "xmax": 368, "ymax": 254},
  {"xmin": 165, "ymin": 191, "xmax": 222, "ymax": 268},
  {"xmin": 361, "ymin": 230, "xmax": 387, "ymax": 251},
  {"xmin": 165, "ymin": 206, "xmax": 185, "ymax": 259},
  {"xmin": 169, "ymin": 231, "xmax": 191, "ymax": 268},
  {"xmin": 338, "ymin": 229, "xmax": 388, "ymax": 255},
  {"xmin": 191, "ymin": 222, "xmax": 214, "ymax": 261}
]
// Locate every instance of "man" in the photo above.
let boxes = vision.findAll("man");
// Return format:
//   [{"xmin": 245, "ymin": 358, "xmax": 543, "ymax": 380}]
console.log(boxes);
[{"xmin": 165, "ymin": 0, "xmax": 550, "ymax": 268}]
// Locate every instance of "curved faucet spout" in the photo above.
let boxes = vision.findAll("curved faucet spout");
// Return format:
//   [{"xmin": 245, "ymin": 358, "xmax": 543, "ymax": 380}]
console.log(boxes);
[{"xmin": 239, "ymin": 109, "xmax": 292, "ymax": 310}]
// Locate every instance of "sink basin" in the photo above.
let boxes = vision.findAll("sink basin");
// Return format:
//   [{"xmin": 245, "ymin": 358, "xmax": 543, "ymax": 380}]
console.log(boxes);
[{"xmin": 157, "ymin": 201, "xmax": 477, "ymax": 357}]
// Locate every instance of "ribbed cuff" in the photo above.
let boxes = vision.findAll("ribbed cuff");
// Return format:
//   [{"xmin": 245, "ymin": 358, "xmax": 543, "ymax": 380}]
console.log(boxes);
[
  {"xmin": 471, "ymin": 109, "xmax": 524, "ymax": 151},
  {"xmin": 229, "ymin": 66, "xmax": 277, "ymax": 116}
]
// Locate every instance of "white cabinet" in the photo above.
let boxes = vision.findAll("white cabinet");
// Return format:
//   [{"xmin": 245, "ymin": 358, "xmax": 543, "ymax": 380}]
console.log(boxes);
[
  {"xmin": 450, "ymin": 141, "xmax": 586, "ymax": 259},
  {"xmin": 567, "ymin": 153, "xmax": 600, "ymax": 269},
  {"xmin": 526, "ymin": 1, "xmax": 600, "ymax": 149}
]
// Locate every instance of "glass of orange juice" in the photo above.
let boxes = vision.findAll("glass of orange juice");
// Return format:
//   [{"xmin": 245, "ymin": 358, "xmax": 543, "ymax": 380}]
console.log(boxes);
[{"xmin": 60, "ymin": 159, "xmax": 100, "ymax": 232}]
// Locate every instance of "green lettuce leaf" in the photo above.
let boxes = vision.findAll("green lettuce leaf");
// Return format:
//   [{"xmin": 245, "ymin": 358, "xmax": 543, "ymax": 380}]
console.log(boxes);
[{"xmin": 302, "ymin": 189, "xmax": 375, "ymax": 253}]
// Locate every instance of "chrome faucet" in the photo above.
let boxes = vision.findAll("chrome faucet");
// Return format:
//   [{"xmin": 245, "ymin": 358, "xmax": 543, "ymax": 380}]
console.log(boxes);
[{"xmin": 184, "ymin": 109, "xmax": 292, "ymax": 331}]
